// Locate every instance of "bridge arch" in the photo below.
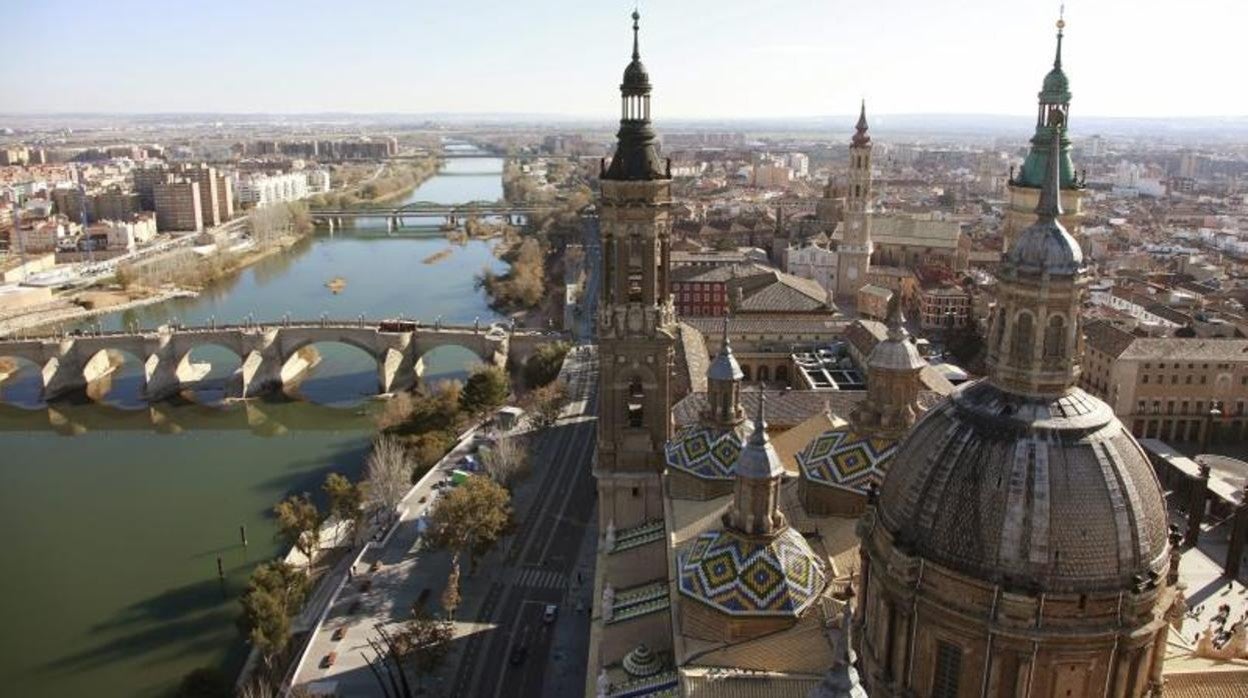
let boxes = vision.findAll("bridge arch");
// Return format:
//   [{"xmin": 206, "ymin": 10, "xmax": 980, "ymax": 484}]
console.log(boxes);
[
  {"xmin": 82, "ymin": 347, "xmax": 148, "ymax": 406},
  {"xmin": 277, "ymin": 339, "xmax": 384, "ymax": 405},
  {"xmin": 0, "ymin": 353, "xmax": 46, "ymax": 407},
  {"xmin": 175, "ymin": 343, "xmax": 246, "ymax": 403}
]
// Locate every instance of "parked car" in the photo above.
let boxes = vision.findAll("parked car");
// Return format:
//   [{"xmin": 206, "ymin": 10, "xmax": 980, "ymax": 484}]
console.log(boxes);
[
  {"xmin": 331, "ymin": 626, "xmax": 346, "ymax": 641},
  {"xmin": 543, "ymin": 604, "xmax": 558, "ymax": 624},
  {"xmin": 321, "ymin": 651, "xmax": 338, "ymax": 668}
]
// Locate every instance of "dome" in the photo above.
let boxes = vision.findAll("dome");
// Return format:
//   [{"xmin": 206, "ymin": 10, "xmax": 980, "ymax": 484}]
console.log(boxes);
[
  {"xmin": 678, "ymin": 527, "xmax": 827, "ymax": 616},
  {"xmin": 868, "ymin": 335, "xmax": 926, "ymax": 371},
  {"xmin": 798, "ymin": 427, "xmax": 899, "ymax": 493},
  {"xmin": 1004, "ymin": 218, "xmax": 1083, "ymax": 276},
  {"xmin": 622, "ymin": 58, "xmax": 651, "ymax": 92},
  {"xmin": 665, "ymin": 422, "xmax": 750, "ymax": 480},
  {"xmin": 1040, "ymin": 66, "xmax": 1070, "ymax": 101},
  {"xmin": 622, "ymin": 644, "xmax": 662, "ymax": 678},
  {"xmin": 708, "ymin": 345, "xmax": 744, "ymax": 382},
  {"xmin": 876, "ymin": 380, "xmax": 1170, "ymax": 593}
]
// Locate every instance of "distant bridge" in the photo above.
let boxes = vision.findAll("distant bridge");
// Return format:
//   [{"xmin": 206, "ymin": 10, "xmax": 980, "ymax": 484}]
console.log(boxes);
[
  {"xmin": 310, "ymin": 202, "xmax": 560, "ymax": 230},
  {"xmin": 0, "ymin": 319, "xmax": 559, "ymax": 403}
]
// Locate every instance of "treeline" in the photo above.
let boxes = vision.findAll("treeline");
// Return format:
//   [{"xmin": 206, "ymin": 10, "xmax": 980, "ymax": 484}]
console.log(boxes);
[
  {"xmin": 476, "ymin": 238, "xmax": 545, "ymax": 311},
  {"xmin": 306, "ymin": 160, "xmax": 438, "ymax": 209}
]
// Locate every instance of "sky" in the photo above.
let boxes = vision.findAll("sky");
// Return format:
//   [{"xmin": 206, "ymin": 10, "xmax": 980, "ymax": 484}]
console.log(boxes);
[{"xmin": 3, "ymin": 0, "xmax": 1245, "ymax": 118}]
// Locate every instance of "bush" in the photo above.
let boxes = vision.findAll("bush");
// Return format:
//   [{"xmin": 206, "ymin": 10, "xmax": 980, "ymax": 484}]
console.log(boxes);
[{"xmin": 523, "ymin": 341, "xmax": 570, "ymax": 389}]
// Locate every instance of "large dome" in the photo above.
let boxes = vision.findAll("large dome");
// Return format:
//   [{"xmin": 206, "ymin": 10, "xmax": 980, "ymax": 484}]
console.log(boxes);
[
  {"xmin": 1003, "ymin": 217, "xmax": 1083, "ymax": 276},
  {"xmin": 876, "ymin": 379, "xmax": 1170, "ymax": 593}
]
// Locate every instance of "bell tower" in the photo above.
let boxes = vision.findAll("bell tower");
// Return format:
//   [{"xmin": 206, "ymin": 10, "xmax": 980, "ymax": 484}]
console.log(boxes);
[
  {"xmin": 836, "ymin": 101, "xmax": 873, "ymax": 301},
  {"xmin": 596, "ymin": 9, "xmax": 677, "ymax": 531}
]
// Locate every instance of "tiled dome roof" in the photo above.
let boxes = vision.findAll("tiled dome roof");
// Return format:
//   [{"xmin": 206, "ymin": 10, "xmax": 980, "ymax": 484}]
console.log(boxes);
[
  {"xmin": 678, "ymin": 527, "xmax": 827, "ymax": 616},
  {"xmin": 876, "ymin": 380, "xmax": 1170, "ymax": 593},
  {"xmin": 665, "ymin": 423, "xmax": 751, "ymax": 480},
  {"xmin": 797, "ymin": 427, "xmax": 899, "ymax": 493}
]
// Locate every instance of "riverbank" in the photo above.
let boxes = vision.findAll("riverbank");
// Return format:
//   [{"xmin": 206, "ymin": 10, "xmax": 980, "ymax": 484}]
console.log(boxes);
[
  {"xmin": 0, "ymin": 286, "xmax": 199, "ymax": 338},
  {"xmin": 306, "ymin": 159, "xmax": 440, "ymax": 210}
]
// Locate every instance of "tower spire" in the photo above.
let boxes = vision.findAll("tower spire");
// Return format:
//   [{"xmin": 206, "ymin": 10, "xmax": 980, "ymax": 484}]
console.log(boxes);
[
  {"xmin": 1035, "ymin": 119, "xmax": 1065, "ymax": 221},
  {"xmin": 1054, "ymin": 5, "xmax": 1066, "ymax": 69},
  {"xmin": 852, "ymin": 100, "xmax": 870, "ymax": 147},
  {"xmin": 632, "ymin": 9, "xmax": 641, "ymax": 61}
]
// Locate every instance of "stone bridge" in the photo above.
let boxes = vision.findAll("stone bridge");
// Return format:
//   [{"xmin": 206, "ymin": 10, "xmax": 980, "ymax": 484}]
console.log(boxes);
[{"xmin": 0, "ymin": 320, "xmax": 560, "ymax": 402}]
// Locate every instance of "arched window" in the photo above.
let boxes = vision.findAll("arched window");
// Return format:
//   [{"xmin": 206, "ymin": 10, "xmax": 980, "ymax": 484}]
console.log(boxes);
[
  {"xmin": 776, "ymin": 365, "xmax": 789, "ymax": 384},
  {"xmin": 758, "ymin": 366, "xmax": 771, "ymax": 382},
  {"xmin": 1010, "ymin": 312, "xmax": 1034, "ymax": 365},
  {"xmin": 741, "ymin": 365, "xmax": 752, "ymax": 382},
  {"xmin": 1044, "ymin": 314, "xmax": 1066, "ymax": 361},
  {"xmin": 627, "ymin": 376, "xmax": 645, "ymax": 428}
]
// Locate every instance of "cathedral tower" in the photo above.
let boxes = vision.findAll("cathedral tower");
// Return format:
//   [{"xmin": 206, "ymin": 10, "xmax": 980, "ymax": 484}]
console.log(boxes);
[
  {"xmin": 595, "ymin": 10, "xmax": 678, "ymax": 532},
  {"xmin": 836, "ymin": 101, "xmax": 873, "ymax": 300},
  {"xmin": 1003, "ymin": 13, "xmax": 1086, "ymax": 252}
]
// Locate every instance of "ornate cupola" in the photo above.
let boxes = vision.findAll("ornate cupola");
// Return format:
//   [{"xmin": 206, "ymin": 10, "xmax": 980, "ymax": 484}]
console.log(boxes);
[
  {"xmin": 1012, "ymin": 13, "xmax": 1079, "ymax": 192},
  {"xmin": 851, "ymin": 100, "xmax": 871, "ymax": 149},
  {"xmin": 987, "ymin": 120, "xmax": 1086, "ymax": 397},
  {"xmin": 726, "ymin": 393, "xmax": 786, "ymax": 535},
  {"xmin": 677, "ymin": 393, "xmax": 828, "ymax": 641},
  {"xmin": 849, "ymin": 294, "xmax": 926, "ymax": 436},
  {"xmin": 665, "ymin": 318, "xmax": 751, "ymax": 498},
  {"xmin": 705, "ymin": 317, "xmax": 745, "ymax": 428},
  {"xmin": 603, "ymin": 10, "xmax": 668, "ymax": 182}
]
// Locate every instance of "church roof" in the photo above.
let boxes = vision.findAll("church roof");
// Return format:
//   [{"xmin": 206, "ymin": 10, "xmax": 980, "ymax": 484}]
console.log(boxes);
[
  {"xmin": 876, "ymin": 380, "xmax": 1171, "ymax": 593},
  {"xmin": 665, "ymin": 422, "xmax": 752, "ymax": 481},
  {"xmin": 798, "ymin": 427, "xmax": 900, "ymax": 493},
  {"xmin": 677, "ymin": 527, "xmax": 827, "ymax": 617}
]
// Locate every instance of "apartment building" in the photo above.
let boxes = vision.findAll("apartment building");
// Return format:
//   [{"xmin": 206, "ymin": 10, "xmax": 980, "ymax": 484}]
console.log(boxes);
[
  {"xmin": 1082, "ymin": 320, "xmax": 1248, "ymax": 444},
  {"xmin": 236, "ymin": 172, "xmax": 308, "ymax": 207},
  {"xmin": 153, "ymin": 180, "xmax": 203, "ymax": 232}
]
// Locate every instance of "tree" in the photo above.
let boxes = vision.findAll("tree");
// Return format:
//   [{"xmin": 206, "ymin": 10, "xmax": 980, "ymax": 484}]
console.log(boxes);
[
  {"xmin": 529, "ymin": 380, "xmax": 569, "ymax": 430},
  {"xmin": 365, "ymin": 436, "xmax": 411, "ymax": 521},
  {"xmin": 441, "ymin": 563, "xmax": 462, "ymax": 619},
  {"xmin": 427, "ymin": 476, "xmax": 512, "ymax": 572},
  {"xmin": 238, "ymin": 561, "xmax": 309, "ymax": 670},
  {"xmin": 460, "ymin": 365, "xmax": 509, "ymax": 415},
  {"xmin": 479, "ymin": 434, "xmax": 531, "ymax": 487},
  {"xmin": 273, "ymin": 493, "xmax": 322, "ymax": 564},
  {"xmin": 522, "ymin": 341, "xmax": 570, "ymax": 388},
  {"xmin": 400, "ymin": 607, "xmax": 455, "ymax": 690},
  {"xmin": 323, "ymin": 472, "xmax": 366, "ymax": 544},
  {"xmin": 176, "ymin": 667, "xmax": 231, "ymax": 698}
]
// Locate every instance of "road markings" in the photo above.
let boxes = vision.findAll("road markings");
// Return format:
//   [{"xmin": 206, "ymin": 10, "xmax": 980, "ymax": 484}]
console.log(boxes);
[{"xmin": 511, "ymin": 568, "xmax": 568, "ymax": 589}]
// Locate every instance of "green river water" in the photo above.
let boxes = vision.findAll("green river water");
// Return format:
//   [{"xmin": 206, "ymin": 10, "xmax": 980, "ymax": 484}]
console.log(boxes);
[{"xmin": 0, "ymin": 154, "xmax": 507, "ymax": 697}]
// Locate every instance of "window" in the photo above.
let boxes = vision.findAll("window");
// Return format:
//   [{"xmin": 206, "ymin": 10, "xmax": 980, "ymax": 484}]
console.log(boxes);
[
  {"xmin": 1142, "ymin": 375, "xmax": 1149, "ymax": 385},
  {"xmin": 1201, "ymin": 375, "xmax": 1207, "ymax": 385},
  {"xmin": 1011, "ymin": 313, "xmax": 1034, "ymax": 365},
  {"xmin": 627, "ymin": 377, "xmax": 645, "ymax": 428},
  {"xmin": 932, "ymin": 640, "xmax": 962, "ymax": 698},
  {"xmin": 1171, "ymin": 374, "xmax": 1178, "ymax": 385}
]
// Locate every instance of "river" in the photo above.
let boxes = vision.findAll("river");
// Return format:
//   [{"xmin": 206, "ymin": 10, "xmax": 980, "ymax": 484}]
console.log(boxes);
[{"xmin": 0, "ymin": 151, "xmax": 507, "ymax": 697}]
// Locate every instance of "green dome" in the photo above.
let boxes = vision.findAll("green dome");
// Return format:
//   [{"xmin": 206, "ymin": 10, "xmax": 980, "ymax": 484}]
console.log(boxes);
[{"xmin": 1040, "ymin": 66, "xmax": 1071, "ymax": 102}]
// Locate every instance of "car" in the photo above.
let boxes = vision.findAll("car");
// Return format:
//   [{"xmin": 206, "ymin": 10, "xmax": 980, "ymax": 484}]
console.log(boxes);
[
  {"xmin": 542, "ymin": 604, "xmax": 558, "ymax": 624},
  {"xmin": 321, "ymin": 651, "xmax": 338, "ymax": 668},
  {"xmin": 331, "ymin": 626, "xmax": 346, "ymax": 641},
  {"xmin": 509, "ymin": 644, "xmax": 528, "ymax": 665}
]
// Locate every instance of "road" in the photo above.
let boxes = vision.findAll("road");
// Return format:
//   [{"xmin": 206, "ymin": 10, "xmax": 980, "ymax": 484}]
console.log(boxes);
[{"xmin": 447, "ymin": 347, "xmax": 599, "ymax": 698}]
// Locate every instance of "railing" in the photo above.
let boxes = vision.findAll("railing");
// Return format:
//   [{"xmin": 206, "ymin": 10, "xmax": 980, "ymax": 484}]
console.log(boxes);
[{"xmin": 1, "ymin": 317, "xmax": 558, "ymax": 344}]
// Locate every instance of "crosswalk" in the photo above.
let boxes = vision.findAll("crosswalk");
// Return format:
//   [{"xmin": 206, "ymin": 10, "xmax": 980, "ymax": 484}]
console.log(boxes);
[{"xmin": 510, "ymin": 567, "xmax": 568, "ymax": 590}]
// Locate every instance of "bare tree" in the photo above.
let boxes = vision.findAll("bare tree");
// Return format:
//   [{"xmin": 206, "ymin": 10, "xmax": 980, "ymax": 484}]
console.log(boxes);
[
  {"xmin": 479, "ymin": 434, "xmax": 531, "ymax": 487},
  {"xmin": 365, "ymin": 435, "xmax": 411, "ymax": 522}
]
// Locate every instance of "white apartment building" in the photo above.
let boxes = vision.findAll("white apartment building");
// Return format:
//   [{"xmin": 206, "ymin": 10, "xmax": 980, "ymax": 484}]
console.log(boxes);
[
  {"xmin": 236, "ymin": 173, "xmax": 310, "ymax": 207},
  {"xmin": 304, "ymin": 169, "xmax": 331, "ymax": 194}
]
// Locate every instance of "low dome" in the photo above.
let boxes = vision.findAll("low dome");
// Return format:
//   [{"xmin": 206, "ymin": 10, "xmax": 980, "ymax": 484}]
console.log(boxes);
[
  {"xmin": 876, "ymin": 380, "xmax": 1170, "ymax": 593},
  {"xmin": 1041, "ymin": 66, "xmax": 1071, "ymax": 101},
  {"xmin": 665, "ymin": 423, "xmax": 750, "ymax": 480},
  {"xmin": 623, "ymin": 644, "xmax": 662, "ymax": 678},
  {"xmin": 798, "ymin": 427, "xmax": 899, "ymax": 493},
  {"xmin": 869, "ymin": 337, "xmax": 926, "ymax": 371},
  {"xmin": 678, "ymin": 527, "xmax": 827, "ymax": 615},
  {"xmin": 1004, "ymin": 218, "xmax": 1083, "ymax": 276},
  {"xmin": 622, "ymin": 59, "xmax": 651, "ymax": 91}
]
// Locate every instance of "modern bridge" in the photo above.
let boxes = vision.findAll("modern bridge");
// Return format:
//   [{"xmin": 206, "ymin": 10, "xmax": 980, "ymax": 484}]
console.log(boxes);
[{"xmin": 0, "ymin": 319, "xmax": 558, "ymax": 403}]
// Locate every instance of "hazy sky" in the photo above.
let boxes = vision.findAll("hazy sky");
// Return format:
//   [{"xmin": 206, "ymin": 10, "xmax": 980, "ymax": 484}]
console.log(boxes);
[{"xmin": 4, "ymin": 0, "xmax": 1244, "ymax": 118}]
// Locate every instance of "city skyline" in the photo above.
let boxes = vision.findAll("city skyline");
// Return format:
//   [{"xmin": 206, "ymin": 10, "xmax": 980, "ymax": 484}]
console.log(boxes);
[{"xmin": 5, "ymin": 0, "xmax": 1247, "ymax": 119}]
